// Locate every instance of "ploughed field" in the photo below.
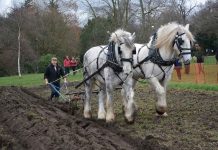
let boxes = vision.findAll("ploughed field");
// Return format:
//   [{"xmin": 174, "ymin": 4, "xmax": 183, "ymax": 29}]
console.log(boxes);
[{"xmin": 0, "ymin": 83, "xmax": 218, "ymax": 150}]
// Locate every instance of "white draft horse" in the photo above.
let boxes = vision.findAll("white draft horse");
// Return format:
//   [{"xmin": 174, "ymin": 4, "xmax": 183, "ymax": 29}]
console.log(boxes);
[
  {"xmin": 83, "ymin": 29, "xmax": 136, "ymax": 123},
  {"xmin": 128, "ymin": 22, "xmax": 194, "ymax": 117}
]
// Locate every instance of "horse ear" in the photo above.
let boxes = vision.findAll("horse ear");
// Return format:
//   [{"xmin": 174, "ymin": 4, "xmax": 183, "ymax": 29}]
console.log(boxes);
[
  {"xmin": 110, "ymin": 33, "xmax": 119, "ymax": 43},
  {"xmin": 185, "ymin": 24, "xmax": 190, "ymax": 30},
  {"xmin": 123, "ymin": 37, "xmax": 128, "ymax": 43}
]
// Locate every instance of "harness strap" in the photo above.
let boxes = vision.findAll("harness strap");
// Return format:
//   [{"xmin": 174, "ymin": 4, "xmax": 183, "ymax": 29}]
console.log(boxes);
[
  {"xmin": 97, "ymin": 46, "xmax": 108, "ymax": 81},
  {"xmin": 133, "ymin": 52, "xmax": 152, "ymax": 69},
  {"xmin": 136, "ymin": 45, "xmax": 147, "ymax": 77},
  {"xmin": 157, "ymin": 64, "xmax": 166, "ymax": 82},
  {"xmin": 114, "ymin": 72, "xmax": 124, "ymax": 85},
  {"xmin": 150, "ymin": 49, "xmax": 176, "ymax": 66},
  {"xmin": 75, "ymin": 63, "xmax": 108, "ymax": 88},
  {"xmin": 120, "ymin": 58, "xmax": 133, "ymax": 64}
]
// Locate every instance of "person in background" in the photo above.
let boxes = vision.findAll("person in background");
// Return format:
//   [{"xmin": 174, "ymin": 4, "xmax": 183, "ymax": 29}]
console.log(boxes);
[
  {"xmin": 216, "ymin": 49, "xmax": 218, "ymax": 64},
  {"xmin": 44, "ymin": 57, "xmax": 67, "ymax": 101},
  {"xmin": 174, "ymin": 59, "xmax": 182, "ymax": 80},
  {"xmin": 184, "ymin": 61, "xmax": 190, "ymax": 74},
  {"xmin": 63, "ymin": 56, "xmax": 71, "ymax": 74},
  {"xmin": 215, "ymin": 49, "xmax": 218, "ymax": 83},
  {"xmin": 70, "ymin": 56, "xmax": 78, "ymax": 75},
  {"xmin": 193, "ymin": 43, "xmax": 206, "ymax": 83}
]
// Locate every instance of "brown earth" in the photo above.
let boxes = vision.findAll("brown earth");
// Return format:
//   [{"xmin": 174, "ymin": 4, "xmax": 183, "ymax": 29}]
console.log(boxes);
[
  {"xmin": 0, "ymin": 86, "xmax": 165, "ymax": 150},
  {"xmin": 0, "ymin": 84, "xmax": 218, "ymax": 150}
]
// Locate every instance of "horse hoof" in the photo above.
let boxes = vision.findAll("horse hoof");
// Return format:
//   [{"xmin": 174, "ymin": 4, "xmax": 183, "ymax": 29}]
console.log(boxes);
[
  {"xmin": 98, "ymin": 112, "xmax": 106, "ymax": 120},
  {"xmin": 84, "ymin": 111, "xmax": 92, "ymax": 119},
  {"xmin": 124, "ymin": 111, "xmax": 136, "ymax": 124},
  {"xmin": 106, "ymin": 118, "xmax": 115, "ymax": 123},
  {"xmin": 156, "ymin": 106, "xmax": 167, "ymax": 115},
  {"xmin": 106, "ymin": 114, "xmax": 115, "ymax": 123},
  {"xmin": 156, "ymin": 112, "xmax": 168, "ymax": 117},
  {"xmin": 124, "ymin": 116, "xmax": 135, "ymax": 124}
]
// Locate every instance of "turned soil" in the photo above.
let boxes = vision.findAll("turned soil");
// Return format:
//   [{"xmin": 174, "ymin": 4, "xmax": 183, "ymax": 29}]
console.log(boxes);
[{"xmin": 0, "ymin": 84, "xmax": 218, "ymax": 150}]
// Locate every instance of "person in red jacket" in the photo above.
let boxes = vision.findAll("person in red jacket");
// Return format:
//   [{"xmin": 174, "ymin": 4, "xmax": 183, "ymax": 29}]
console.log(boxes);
[
  {"xmin": 63, "ymin": 56, "xmax": 71, "ymax": 74},
  {"xmin": 70, "ymin": 56, "xmax": 77, "ymax": 75}
]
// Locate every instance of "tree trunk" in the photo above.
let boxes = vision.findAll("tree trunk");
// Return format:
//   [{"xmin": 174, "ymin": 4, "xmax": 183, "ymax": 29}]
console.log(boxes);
[
  {"xmin": 18, "ymin": 24, "xmax": 21, "ymax": 77},
  {"xmin": 139, "ymin": 0, "xmax": 146, "ymax": 39}
]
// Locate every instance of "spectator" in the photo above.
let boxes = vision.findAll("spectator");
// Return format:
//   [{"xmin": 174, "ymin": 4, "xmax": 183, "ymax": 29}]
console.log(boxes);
[
  {"xmin": 70, "ymin": 56, "xmax": 77, "ymax": 75},
  {"xmin": 216, "ymin": 49, "xmax": 218, "ymax": 64},
  {"xmin": 184, "ymin": 61, "xmax": 190, "ymax": 74},
  {"xmin": 215, "ymin": 49, "xmax": 218, "ymax": 83},
  {"xmin": 44, "ymin": 57, "xmax": 67, "ymax": 101},
  {"xmin": 193, "ymin": 43, "xmax": 206, "ymax": 83},
  {"xmin": 64, "ymin": 56, "xmax": 71, "ymax": 74},
  {"xmin": 174, "ymin": 59, "xmax": 182, "ymax": 80}
]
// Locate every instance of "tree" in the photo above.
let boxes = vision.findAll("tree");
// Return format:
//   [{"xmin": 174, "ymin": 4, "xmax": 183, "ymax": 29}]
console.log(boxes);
[
  {"xmin": 79, "ymin": 17, "xmax": 113, "ymax": 60},
  {"xmin": 191, "ymin": 0, "xmax": 218, "ymax": 49},
  {"xmin": 0, "ymin": 0, "xmax": 80, "ymax": 76}
]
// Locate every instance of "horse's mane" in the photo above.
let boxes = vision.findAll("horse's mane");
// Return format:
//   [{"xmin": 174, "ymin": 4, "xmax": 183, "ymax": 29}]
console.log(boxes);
[
  {"xmin": 155, "ymin": 22, "xmax": 195, "ymax": 50},
  {"xmin": 109, "ymin": 29, "xmax": 135, "ymax": 48}
]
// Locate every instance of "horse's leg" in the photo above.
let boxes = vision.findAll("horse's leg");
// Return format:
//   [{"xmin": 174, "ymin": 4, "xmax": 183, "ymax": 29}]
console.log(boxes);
[
  {"xmin": 105, "ymin": 83, "xmax": 115, "ymax": 122},
  {"xmin": 84, "ymin": 78, "xmax": 94, "ymax": 119},
  {"xmin": 105, "ymin": 69, "xmax": 115, "ymax": 122},
  {"xmin": 121, "ymin": 88, "xmax": 127, "ymax": 113},
  {"xmin": 148, "ymin": 77, "xmax": 167, "ymax": 116},
  {"xmin": 98, "ymin": 89, "xmax": 106, "ymax": 120},
  {"xmin": 121, "ymin": 79, "xmax": 137, "ymax": 109},
  {"xmin": 122, "ymin": 78, "xmax": 137, "ymax": 123},
  {"xmin": 159, "ymin": 78, "xmax": 170, "ymax": 116}
]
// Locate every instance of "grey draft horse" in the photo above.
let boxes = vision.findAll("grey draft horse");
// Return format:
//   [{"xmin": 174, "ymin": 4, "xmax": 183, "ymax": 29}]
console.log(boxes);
[{"xmin": 83, "ymin": 29, "xmax": 136, "ymax": 123}]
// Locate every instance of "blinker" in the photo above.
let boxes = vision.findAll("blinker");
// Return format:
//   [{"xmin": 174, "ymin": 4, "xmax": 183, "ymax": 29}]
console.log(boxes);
[
  {"xmin": 132, "ymin": 48, "xmax": 136, "ymax": 55},
  {"xmin": 177, "ymin": 38, "xmax": 184, "ymax": 45},
  {"xmin": 118, "ymin": 47, "xmax": 122, "ymax": 54}
]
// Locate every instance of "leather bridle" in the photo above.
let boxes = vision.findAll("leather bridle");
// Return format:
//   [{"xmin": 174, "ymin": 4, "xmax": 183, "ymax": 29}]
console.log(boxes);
[{"xmin": 173, "ymin": 32, "xmax": 192, "ymax": 57}]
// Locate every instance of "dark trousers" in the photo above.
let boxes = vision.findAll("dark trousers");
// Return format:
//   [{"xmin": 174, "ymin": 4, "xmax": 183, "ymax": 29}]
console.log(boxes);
[
  {"xmin": 49, "ymin": 82, "xmax": 60, "ymax": 99},
  {"xmin": 72, "ymin": 66, "xmax": 77, "ymax": 75},
  {"xmin": 65, "ymin": 67, "xmax": 70, "ymax": 74}
]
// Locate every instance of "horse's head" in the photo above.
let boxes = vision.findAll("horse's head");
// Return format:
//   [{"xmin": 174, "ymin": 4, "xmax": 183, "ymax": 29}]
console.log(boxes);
[
  {"xmin": 156, "ymin": 23, "xmax": 195, "ymax": 64},
  {"xmin": 173, "ymin": 24, "xmax": 194, "ymax": 64},
  {"xmin": 109, "ymin": 29, "xmax": 136, "ymax": 74}
]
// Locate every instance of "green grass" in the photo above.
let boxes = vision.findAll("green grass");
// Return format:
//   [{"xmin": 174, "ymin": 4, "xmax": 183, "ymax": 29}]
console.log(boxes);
[
  {"xmin": 138, "ymin": 80, "xmax": 218, "ymax": 91},
  {"xmin": 204, "ymin": 56, "xmax": 217, "ymax": 65},
  {"xmin": 168, "ymin": 82, "xmax": 218, "ymax": 91},
  {"xmin": 0, "ymin": 71, "xmax": 217, "ymax": 91},
  {"xmin": 191, "ymin": 55, "xmax": 217, "ymax": 65},
  {"xmin": 0, "ymin": 72, "xmax": 83, "ymax": 87}
]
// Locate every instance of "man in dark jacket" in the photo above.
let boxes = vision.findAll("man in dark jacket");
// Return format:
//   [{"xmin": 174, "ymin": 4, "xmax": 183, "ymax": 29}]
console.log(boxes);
[{"xmin": 44, "ymin": 57, "xmax": 67, "ymax": 101}]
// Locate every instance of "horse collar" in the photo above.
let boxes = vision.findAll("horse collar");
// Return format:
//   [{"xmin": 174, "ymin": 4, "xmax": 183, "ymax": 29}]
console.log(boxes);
[{"xmin": 149, "ymin": 33, "xmax": 176, "ymax": 66}]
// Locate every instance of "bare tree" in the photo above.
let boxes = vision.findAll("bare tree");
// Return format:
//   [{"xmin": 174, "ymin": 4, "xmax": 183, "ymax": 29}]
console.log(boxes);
[
  {"xmin": 136, "ymin": 0, "xmax": 166, "ymax": 40},
  {"xmin": 177, "ymin": 0, "xmax": 197, "ymax": 23},
  {"xmin": 11, "ymin": 5, "xmax": 25, "ymax": 77},
  {"xmin": 17, "ymin": 23, "xmax": 21, "ymax": 77},
  {"xmin": 82, "ymin": 0, "xmax": 132, "ymax": 28}
]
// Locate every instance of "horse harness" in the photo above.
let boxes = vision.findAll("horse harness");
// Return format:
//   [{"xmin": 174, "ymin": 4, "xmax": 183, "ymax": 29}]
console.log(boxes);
[
  {"xmin": 134, "ymin": 32, "xmax": 192, "ymax": 82},
  {"xmin": 95, "ymin": 41, "xmax": 136, "ymax": 84}
]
